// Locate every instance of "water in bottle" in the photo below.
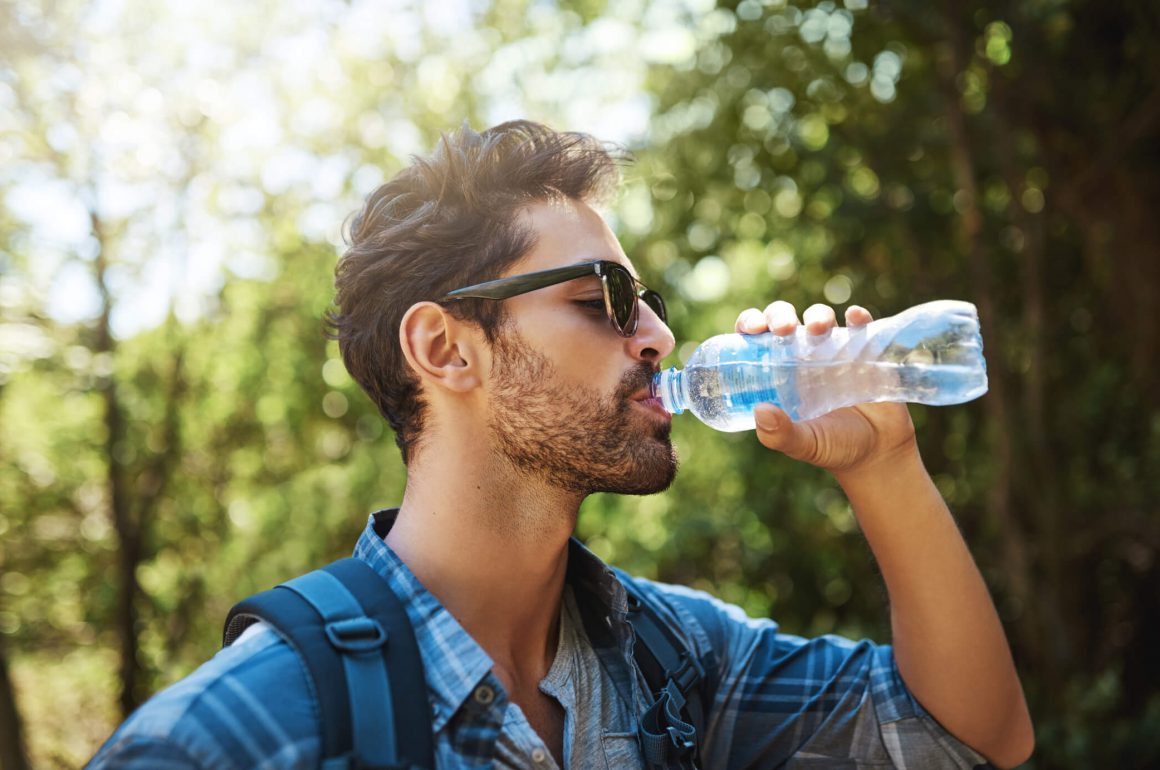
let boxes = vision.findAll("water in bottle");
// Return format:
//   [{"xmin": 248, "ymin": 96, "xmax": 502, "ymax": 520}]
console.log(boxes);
[{"xmin": 651, "ymin": 300, "xmax": 988, "ymax": 431}]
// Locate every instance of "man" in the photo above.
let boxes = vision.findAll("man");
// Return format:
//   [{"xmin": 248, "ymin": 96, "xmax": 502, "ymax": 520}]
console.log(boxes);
[{"xmin": 88, "ymin": 121, "xmax": 1033, "ymax": 769}]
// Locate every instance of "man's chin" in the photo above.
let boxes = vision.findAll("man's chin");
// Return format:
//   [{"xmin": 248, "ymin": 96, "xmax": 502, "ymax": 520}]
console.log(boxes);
[{"xmin": 602, "ymin": 447, "xmax": 679, "ymax": 496}]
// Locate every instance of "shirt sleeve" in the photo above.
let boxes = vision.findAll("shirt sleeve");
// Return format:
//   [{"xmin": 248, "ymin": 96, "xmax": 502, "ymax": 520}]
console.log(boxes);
[
  {"xmin": 84, "ymin": 626, "xmax": 321, "ymax": 770},
  {"xmin": 86, "ymin": 735, "xmax": 203, "ymax": 770},
  {"xmin": 636, "ymin": 579, "xmax": 990, "ymax": 770}
]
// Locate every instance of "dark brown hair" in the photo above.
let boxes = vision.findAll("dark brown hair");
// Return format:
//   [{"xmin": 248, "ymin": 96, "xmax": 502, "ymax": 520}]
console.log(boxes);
[{"xmin": 327, "ymin": 120, "xmax": 622, "ymax": 463}]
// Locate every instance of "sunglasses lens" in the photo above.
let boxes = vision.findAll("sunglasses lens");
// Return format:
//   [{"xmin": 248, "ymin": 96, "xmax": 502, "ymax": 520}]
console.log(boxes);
[
  {"xmin": 642, "ymin": 290, "xmax": 666, "ymax": 324},
  {"xmin": 605, "ymin": 266, "xmax": 638, "ymax": 335}
]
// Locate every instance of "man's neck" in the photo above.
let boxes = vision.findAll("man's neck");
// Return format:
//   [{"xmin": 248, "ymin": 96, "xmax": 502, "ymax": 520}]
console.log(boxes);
[{"xmin": 384, "ymin": 444, "xmax": 583, "ymax": 687}]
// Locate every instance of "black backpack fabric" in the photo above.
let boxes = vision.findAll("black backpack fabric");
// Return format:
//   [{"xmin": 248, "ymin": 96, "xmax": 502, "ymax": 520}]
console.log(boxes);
[
  {"xmin": 619, "ymin": 570, "xmax": 707, "ymax": 770},
  {"xmin": 224, "ymin": 558, "xmax": 707, "ymax": 770},
  {"xmin": 224, "ymin": 558, "xmax": 435, "ymax": 770}
]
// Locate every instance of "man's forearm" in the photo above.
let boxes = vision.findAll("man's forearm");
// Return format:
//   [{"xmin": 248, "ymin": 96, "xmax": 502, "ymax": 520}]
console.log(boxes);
[{"xmin": 835, "ymin": 449, "xmax": 1034, "ymax": 768}]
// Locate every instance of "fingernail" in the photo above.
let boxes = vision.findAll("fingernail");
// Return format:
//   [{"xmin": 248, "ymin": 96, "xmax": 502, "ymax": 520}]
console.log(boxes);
[{"xmin": 756, "ymin": 408, "xmax": 778, "ymax": 431}]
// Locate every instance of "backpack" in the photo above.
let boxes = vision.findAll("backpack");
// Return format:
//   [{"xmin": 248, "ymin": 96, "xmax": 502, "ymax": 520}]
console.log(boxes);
[{"xmin": 224, "ymin": 558, "xmax": 707, "ymax": 770}]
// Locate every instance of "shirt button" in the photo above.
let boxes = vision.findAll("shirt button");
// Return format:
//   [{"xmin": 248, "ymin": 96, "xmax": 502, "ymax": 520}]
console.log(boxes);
[
  {"xmin": 531, "ymin": 747, "xmax": 548, "ymax": 764},
  {"xmin": 472, "ymin": 684, "xmax": 495, "ymax": 705}
]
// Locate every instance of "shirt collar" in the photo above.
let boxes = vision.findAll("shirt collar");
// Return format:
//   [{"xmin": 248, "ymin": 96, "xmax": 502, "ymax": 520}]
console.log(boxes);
[
  {"xmin": 565, "ymin": 535, "xmax": 632, "ymax": 641},
  {"xmin": 352, "ymin": 508, "xmax": 632, "ymax": 731}
]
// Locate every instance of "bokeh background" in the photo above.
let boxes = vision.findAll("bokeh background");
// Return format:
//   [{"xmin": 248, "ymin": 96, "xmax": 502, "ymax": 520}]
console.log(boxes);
[{"xmin": 2, "ymin": 0, "xmax": 1157, "ymax": 767}]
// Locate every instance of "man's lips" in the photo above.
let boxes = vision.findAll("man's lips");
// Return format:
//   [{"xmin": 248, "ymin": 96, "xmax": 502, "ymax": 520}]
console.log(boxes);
[{"xmin": 630, "ymin": 388, "xmax": 670, "ymax": 419}]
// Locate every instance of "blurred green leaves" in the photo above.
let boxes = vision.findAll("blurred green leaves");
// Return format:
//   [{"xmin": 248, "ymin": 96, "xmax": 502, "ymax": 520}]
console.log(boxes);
[{"xmin": 2, "ymin": 0, "xmax": 1159, "ymax": 768}]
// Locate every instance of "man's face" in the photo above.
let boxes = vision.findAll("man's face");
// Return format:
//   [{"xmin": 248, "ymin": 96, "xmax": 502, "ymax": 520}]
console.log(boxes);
[{"xmin": 484, "ymin": 198, "xmax": 678, "ymax": 496}]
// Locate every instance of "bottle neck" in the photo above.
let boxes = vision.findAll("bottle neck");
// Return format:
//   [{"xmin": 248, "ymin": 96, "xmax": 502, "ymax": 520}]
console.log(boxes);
[{"xmin": 652, "ymin": 368, "xmax": 687, "ymax": 414}]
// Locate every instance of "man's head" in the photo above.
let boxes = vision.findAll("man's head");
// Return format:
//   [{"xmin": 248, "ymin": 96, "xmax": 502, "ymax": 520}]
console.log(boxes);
[
  {"xmin": 476, "ymin": 197, "xmax": 678, "ymax": 496},
  {"xmin": 329, "ymin": 121, "xmax": 676, "ymax": 493},
  {"xmin": 329, "ymin": 121, "xmax": 620, "ymax": 462}
]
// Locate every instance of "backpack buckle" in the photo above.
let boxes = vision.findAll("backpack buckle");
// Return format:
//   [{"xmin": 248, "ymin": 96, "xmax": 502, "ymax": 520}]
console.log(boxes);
[
  {"xmin": 670, "ymin": 653, "xmax": 704, "ymax": 693},
  {"xmin": 325, "ymin": 617, "xmax": 388, "ymax": 653}
]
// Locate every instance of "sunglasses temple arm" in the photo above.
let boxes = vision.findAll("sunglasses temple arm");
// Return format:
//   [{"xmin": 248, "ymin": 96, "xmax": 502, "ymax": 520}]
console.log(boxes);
[{"xmin": 443, "ymin": 265, "xmax": 601, "ymax": 301}]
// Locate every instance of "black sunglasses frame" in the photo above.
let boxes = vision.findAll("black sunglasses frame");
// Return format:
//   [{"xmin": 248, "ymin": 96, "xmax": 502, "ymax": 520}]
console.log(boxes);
[{"xmin": 440, "ymin": 260, "xmax": 666, "ymax": 337}]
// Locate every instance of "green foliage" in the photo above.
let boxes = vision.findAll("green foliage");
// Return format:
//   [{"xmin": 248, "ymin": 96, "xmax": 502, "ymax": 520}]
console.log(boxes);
[
  {"xmin": 1, "ymin": 1, "xmax": 1157, "ymax": 768},
  {"xmin": 614, "ymin": 1, "xmax": 1160, "ymax": 767}
]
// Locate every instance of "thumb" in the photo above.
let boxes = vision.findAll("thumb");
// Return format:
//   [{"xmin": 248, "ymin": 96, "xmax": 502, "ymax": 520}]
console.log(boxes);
[{"xmin": 754, "ymin": 404, "xmax": 815, "ymax": 460}]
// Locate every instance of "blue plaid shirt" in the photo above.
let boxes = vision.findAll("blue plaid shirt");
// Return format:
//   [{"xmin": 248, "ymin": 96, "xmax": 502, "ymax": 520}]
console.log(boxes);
[{"xmin": 88, "ymin": 510, "xmax": 987, "ymax": 769}]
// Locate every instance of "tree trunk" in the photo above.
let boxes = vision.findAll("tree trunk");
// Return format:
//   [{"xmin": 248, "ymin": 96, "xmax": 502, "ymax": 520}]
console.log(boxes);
[
  {"xmin": 0, "ymin": 637, "xmax": 31, "ymax": 770},
  {"xmin": 991, "ymin": 92, "xmax": 1074, "ymax": 679},
  {"xmin": 91, "ymin": 208, "xmax": 143, "ymax": 718}
]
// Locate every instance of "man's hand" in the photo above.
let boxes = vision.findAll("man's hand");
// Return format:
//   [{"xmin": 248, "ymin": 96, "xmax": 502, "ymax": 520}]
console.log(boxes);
[{"xmin": 735, "ymin": 301, "xmax": 917, "ymax": 477}]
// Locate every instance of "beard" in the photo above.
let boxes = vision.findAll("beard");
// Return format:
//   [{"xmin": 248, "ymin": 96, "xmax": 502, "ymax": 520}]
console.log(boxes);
[{"xmin": 487, "ymin": 330, "xmax": 678, "ymax": 497}]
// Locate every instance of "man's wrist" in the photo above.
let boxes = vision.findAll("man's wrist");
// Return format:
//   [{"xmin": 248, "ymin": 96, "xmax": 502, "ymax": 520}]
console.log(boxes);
[
  {"xmin": 833, "ymin": 443, "xmax": 951, "ymax": 548},
  {"xmin": 832, "ymin": 440, "xmax": 925, "ymax": 494}
]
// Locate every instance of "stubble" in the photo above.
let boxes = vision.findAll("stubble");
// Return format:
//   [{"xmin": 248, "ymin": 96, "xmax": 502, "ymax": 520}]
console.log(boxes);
[{"xmin": 487, "ymin": 331, "xmax": 678, "ymax": 497}]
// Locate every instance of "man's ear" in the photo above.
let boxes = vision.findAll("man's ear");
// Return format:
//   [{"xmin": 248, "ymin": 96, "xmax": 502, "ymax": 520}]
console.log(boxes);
[{"xmin": 399, "ymin": 302, "xmax": 484, "ymax": 393}]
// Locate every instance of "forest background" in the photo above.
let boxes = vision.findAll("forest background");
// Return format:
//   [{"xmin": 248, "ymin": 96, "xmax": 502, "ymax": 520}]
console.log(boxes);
[{"xmin": 2, "ymin": 0, "xmax": 1157, "ymax": 768}]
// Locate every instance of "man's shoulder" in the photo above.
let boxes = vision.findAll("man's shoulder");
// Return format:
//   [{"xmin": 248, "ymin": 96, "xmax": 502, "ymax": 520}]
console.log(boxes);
[
  {"xmin": 621, "ymin": 572, "xmax": 891, "ymax": 675},
  {"xmin": 617, "ymin": 571, "xmax": 783, "ymax": 642},
  {"xmin": 88, "ymin": 625, "xmax": 320, "ymax": 770}
]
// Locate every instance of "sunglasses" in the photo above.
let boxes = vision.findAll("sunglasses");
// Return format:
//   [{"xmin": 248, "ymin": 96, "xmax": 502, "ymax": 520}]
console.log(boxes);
[{"xmin": 440, "ymin": 260, "xmax": 667, "ymax": 337}]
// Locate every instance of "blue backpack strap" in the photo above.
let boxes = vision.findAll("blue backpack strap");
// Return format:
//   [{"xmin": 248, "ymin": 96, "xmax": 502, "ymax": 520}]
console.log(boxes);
[
  {"xmin": 223, "ymin": 558, "xmax": 433, "ymax": 770},
  {"xmin": 615, "ymin": 570, "xmax": 705, "ymax": 770}
]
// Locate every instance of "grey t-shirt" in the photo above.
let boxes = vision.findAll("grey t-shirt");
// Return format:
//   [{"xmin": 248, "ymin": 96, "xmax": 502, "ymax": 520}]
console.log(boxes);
[{"xmin": 494, "ymin": 586, "xmax": 643, "ymax": 770}]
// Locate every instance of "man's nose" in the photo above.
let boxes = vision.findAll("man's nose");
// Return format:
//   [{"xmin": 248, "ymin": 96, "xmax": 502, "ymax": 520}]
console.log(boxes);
[{"xmin": 629, "ymin": 301, "xmax": 675, "ymax": 364}]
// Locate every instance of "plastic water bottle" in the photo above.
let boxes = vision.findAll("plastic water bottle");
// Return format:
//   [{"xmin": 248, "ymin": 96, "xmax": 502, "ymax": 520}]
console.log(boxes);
[{"xmin": 651, "ymin": 300, "xmax": 988, "ymax": 431}]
